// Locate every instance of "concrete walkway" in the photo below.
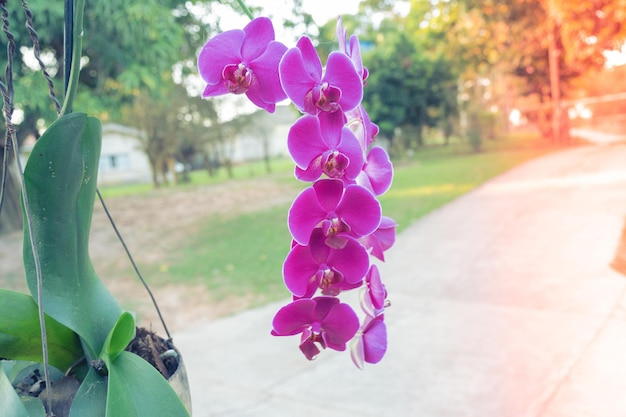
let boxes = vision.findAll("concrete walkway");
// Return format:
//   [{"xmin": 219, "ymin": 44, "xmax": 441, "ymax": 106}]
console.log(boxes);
[{"xmin": 175, "ymin": 142, "xmax": 626, "ymax": 417}]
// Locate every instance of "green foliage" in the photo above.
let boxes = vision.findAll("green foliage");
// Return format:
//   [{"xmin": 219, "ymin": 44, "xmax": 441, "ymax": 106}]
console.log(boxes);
[
  {"xmin": 103, "ymin": 352, "xmax": 189, "ymax": 417},
  {"xmin": 88, "ymin": 311, "xmax": 191, "ymax": 417},
  {"xmin": 22, "ymin": 112, "xmax": 122, "ymax": 359},
  {"xmin": 363, "ymin": 32, "xmax": 458, "ymax": 151},
  {"xmin": 102, "ymin": 312, "xmax": 135, "ymax": 362},
  {"xmin": 0, "ymin": 290, "xmax": 82, "ymax": 371},
  {"xmin": 69, "ymin": 368, "xmax": 107, "ymax": 417},
  {"xmin": 409, "ymin": 0, "xmax": 626, "ymax": 96},
  {"xmin": 15, "ymin": 112, "xmax": 190, "ymax": 416},
  {"xmin": 0, "ymin": 364, "xmax": 45, "ymax": 417}
]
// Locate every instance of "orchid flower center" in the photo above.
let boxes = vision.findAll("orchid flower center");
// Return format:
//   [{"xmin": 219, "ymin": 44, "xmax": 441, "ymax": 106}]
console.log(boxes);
[
  {"xmin": 322, "ymin": 215, "xmax": 347, "ymax": 238},
  {"xmin": 322, "ymin": 150, "xmax": 349, "ymax": 178},
  {"xmin": 223, "ymin": 63, "xmax": 253, "ymax": 94},
  {"xmin": 320, "ymin": 268, "xmax": 338, "ymax": 289},
  {"xmin": 305, "ymin": 82, "xmax": 342, "ymax": 113}
]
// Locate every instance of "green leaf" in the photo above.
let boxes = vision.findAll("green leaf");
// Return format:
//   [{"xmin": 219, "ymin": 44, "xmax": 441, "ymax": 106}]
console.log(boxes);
[
  {"xmin": 21, "ymin": 397, "xmax": 46, "ymax": 417},
  {"xmin": 104, "ymin": 352, "xmax": 190, "ymax": 417},
  {"xmin": 22, "ymin": 112, "xmax": 122, "ymax": 359},
  {"xmin": 102, "ymin": 312, "xmax": 135, "ymax": 361},
  {"xmin": 0, "ymin": 290, "xmax": 82, "ymax": 371},
  {"xmin": 0, "ymin": 364, "xmax": 45, "ymax": 417},
  {"xmin": 68, "ymin": 368, "xmax": 107, "ymax": 417}
]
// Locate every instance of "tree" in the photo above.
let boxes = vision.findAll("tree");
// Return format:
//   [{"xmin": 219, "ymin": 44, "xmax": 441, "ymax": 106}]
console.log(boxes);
[
  {"xmin": 362, "ymin": 31, "xmax": 459, "ymax": 154},
  {"xmin": 0, "ymin": 1, "xmax": 219, "ymax": 231},
  {"xmin": 408, "ymin": 0, "xmax": 626, "ymax": 141}
]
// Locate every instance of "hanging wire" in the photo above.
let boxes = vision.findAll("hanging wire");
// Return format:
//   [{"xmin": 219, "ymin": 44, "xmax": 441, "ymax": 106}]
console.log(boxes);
[
  {"xmin": 0, "ymin": 1, "xmax": 53, "ymax": 413},
  {"xmin": 22, "ymin": 0, "xmax": 61, "ymax": 115}
]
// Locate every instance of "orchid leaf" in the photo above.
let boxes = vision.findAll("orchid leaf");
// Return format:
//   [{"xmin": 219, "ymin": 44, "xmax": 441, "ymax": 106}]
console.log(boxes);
[
  {"xmin": 22, "ymin": 112, "xmax": 122, "ymax": 359},
  {"xmin": 68, "ymin": 368, "xmax": 107, "ymax": 417},
  {"xmin": 0, "ymin": 289, "xmax": 82, "ymax": 371},
  {"xmin": 0, "ymin": 364, "xmax": 45, "ymax": 417},
  {"xmin": 102, "ymin": 311, "xmax": 135, "ymax": 362},
  {"xmin": 104, "ymin": 352, "xmax": 190, "ymax": 417}
]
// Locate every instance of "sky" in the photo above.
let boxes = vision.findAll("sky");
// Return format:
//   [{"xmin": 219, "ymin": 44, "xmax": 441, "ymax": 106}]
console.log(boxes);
[{"xmin": 198, "ymin": 0, "xmax": 363, "ymax": 45}]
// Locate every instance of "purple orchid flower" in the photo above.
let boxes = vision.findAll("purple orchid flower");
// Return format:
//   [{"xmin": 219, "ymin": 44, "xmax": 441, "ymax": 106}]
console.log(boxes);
[
  {"xmin": 288, "ymin": 178, "xmax": 381, "ymax": 247},
  {"xmin": 288, "ymin": 114, "xmax": 364, "ymax": 182},
  {"xmin": 360, "ymin": 265, "xmax": 388, "ymax": 317},
  {"xmin": 346, "ymin": 104, "xmax": 379, "ymax": 153},
  {"xmin": 355, "ymin": 146, "xmax": 394, "ymax": 196},
  {"xmin": 279, "ymin": 36, "xmax": 363, "ymax": 121},
  {"xmin": 336, "ymin": 16, "xmax": 369, "ymax": 83},
  {"xmin": 283, "ymin": 228, "xmax": 369, "ymax": 298},
  {"xmin": 359, "ymin": 216, "xmax": 397, "ymax": 262},
  {"xmin": 197, "ymin": 17, "xmax": 287, "ymax": 113},
  {"xmin": 272, "ymin": 296, "xmax": 360, "ymax": 360},
  {"xmin": 350, "ymin": 314, "xmax": 387, "ymax": 369}
]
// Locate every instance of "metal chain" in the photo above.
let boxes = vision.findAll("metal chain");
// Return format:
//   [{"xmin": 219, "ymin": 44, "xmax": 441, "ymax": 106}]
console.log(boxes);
[
  {"xmin": 22, "ymin": 0, "xmax": 61, "ymax": 115},
  {"xmin": 0, "ymin": 0, "xmax": 17, "ymax": 226},
  {"xmin": 0, "ymin": 2, "xmax": 53, "ymax": 414}
]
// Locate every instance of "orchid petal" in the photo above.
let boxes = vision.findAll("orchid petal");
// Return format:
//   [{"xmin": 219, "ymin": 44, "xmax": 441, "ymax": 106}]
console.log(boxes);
[
  {"xmin": 271, "ymin": 298, "xmax": 316, "ymax": 336},
  {"xmin": 288, "ymin": 186, "xmax": 326, "ymax": 245},
  {"xmin": 348, "ymin": 34, "xmax": 366, "ymax": 80},
  {"xmin": 248, "ymin": 41, "xmax": 288, "ymax": 108},
  {"xmin": 288, "ymin": 115, "xmax": 327, "ymax": 169},
  {"xmin": 295, "ymin": 162, "xmax": 324, "ymax": 182},
  {"xmin": 336, "ymin": 16, "xmax": 347, "ymax": 54},
  {"xmin": 366, "ymin": 265, "xmax": 386, "ymax": 311},
  {"xmin": 241, "ymin": 17, "xmax": 275, "ymax": 61},
  {"xmin": 320, "ymin": 302, "xmax": 359, "ymax": 351},
  {"xmin": 326, "ymin": 237, "xmax": 369, "ymax": 284},
  {"xmin": 283, "ymin": 244, "xmax": 322, "ymax": 297},
  {"xmin": 323, "ymin": 52, "xmax": 363, "ymax": 112},
  {"xmin": 336, "ymin": 185, "xmax": 381, "ymax": 237},
  {"xmin": 295, "ymin": 36, "xmax": 323, "ymax": 81},
  {"xmin": 318, "ymin": 111, "xmax": 347, "ymax": 142},
  {"xmin": 312, "ymin": 179, "xmax": 344, "ymax": 212},
  {"xmin": 308, "ymin": 229, "xmax": 332, "ymax": 264},
  {"xmin": 299, "ymin": 336, "xmax": 321, "ymax": 360},
  {"xmin": 360, "ymin": 216, "xmax": 397, "ymax": 261},
  {"xmin": 279, "ymin": 47, "xmax": 317, "ymax": 111},
  {"xmin": 363, "ymin": 146, "xmax": 393, "ymax": 195},
  {"xmin": 363, "ymin": 316, "xmax": 387, "ymax": 364},
  {"xmin": 338, "ymin": 127, "xmax": 365, "ymax": 181},
  {"xmin": 350, "ymin": 334, "xmax": 365, "ymax": 369},
  {"xmin": 202, "ymin": 81, "xmax": 229, "ymax": 98},
  {"xmin": 198, "ymin": 29, "xmax": 244, "ymax": 85}
]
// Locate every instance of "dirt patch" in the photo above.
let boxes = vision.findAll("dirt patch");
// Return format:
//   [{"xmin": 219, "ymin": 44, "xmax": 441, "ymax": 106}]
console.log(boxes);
[{"xmin": 0, "ymin": 175, "xmax": 296, "ymax": 332}]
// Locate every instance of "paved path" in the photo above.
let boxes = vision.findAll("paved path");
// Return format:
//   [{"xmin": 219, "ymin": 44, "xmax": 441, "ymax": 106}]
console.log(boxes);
[{"xmin": 175, "ymin": 142, "xmax": 626, "ymax": 417}]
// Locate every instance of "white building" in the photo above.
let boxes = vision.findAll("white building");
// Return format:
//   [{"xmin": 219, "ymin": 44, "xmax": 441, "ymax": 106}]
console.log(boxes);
[
  {"xmin": 219, "ymin": 105, "xmax": 297, "ymax": 163},
  {"xmin": 98, "ymin": 123, "xmax": 152, "ymax": 185}
]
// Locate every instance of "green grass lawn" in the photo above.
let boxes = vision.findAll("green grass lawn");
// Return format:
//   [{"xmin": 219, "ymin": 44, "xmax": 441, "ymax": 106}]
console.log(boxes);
[
  {"xmin": 98, "ymin": 157, "xmax": 295, "ymax": 199},
  {"xmin": 145, "ymin": 132, "xmax": 557, "ymax": 307}
]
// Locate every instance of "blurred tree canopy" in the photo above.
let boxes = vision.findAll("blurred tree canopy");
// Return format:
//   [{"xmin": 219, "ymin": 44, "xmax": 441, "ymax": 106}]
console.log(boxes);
[
  {"xmin": 313, "ymin": 0, "xmax": 626, "ymax": 149},
  {"xmin": 406, "ymin": 0, "xmax": 626, "ymax": 139},
  {"xmin": 363, "ymin": 32, "xmax": 458, "ymax": 152},
  {"xmin": 0, "ymin": 0, "xmax": 226, "ymax": 231},
  {"xmin": 0, "ymin": 0, "xmax": 217, "ymax": 136}
]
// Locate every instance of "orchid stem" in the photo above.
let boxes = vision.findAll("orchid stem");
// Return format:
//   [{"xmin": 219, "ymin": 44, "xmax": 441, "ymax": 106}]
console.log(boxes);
[
  {"xmin": 60, "ymin": 0, "xmax": 84, "ymax": 116},
  {"xmin": 235, "ymin": 0, "xmax": 254, "ymax": 20}
]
